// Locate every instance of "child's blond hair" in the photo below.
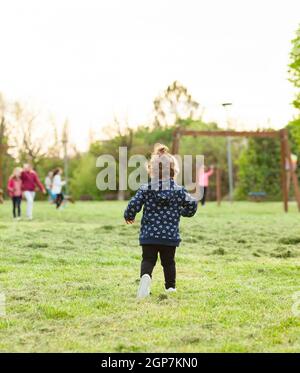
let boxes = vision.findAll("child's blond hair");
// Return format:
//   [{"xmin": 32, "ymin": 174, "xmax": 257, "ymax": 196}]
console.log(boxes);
[
  {"xmin": 148, "ymin": 143, "xmax": 179, "ymax": 180},
  {"xmin": 10, "ymin": 167, "xmax": 22, "ymax": 179}
]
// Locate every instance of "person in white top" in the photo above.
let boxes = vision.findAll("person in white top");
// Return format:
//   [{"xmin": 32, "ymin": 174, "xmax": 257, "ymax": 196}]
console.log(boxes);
[
  {"xmin": 51, "ymin": 168, "xmax": 66, "ymax": 209},
  {"xmin": 45, "ymin": 171, "xmax": 55, "ymax": 202}
]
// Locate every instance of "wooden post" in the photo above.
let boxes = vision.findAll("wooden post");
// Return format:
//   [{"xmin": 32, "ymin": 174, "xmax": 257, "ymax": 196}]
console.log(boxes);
[
  {"xmin": 172, "ymin": 129, "xmax": 181, "ymax": 154},
  {"xmin": 216, "ymin": 167, "xmax": 222, "ymax": 206},
  {"xmin": 279, "ymin": 129, "xmax": 288, "ymax": 212},
  {"xmin": 282, "ymin": 128, "xmax": 300, "ymax": 212}
]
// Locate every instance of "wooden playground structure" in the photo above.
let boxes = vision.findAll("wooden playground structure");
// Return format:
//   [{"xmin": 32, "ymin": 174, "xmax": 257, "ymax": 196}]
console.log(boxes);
[{"xmin": 172, "ymin": 127, "xmax": 300, "ymax": 212}]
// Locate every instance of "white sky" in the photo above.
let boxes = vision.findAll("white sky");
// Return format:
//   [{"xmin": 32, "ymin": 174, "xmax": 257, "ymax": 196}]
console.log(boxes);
[{"xmin": 1, "ymin": 0, "xmax": 299, "ymax": 150}]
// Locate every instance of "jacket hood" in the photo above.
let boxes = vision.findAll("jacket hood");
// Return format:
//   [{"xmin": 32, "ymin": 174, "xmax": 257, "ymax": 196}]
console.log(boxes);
[{"xmin": 148, "ymin": 179, "xmax": 177, "ymax": 206}]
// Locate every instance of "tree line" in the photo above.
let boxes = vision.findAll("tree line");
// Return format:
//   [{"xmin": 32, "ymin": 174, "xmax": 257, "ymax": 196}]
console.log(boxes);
[{"xmin": 1, "ymin": 23, "xmax": 300, "ymax": 202}]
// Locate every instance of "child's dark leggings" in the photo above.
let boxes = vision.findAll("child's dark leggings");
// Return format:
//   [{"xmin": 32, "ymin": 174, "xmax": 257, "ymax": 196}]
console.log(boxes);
[
  {"xmin": 55, "ymin": 193, "xmax": 64, "ymax": 208},
  {"xmin": 201, "ymin": 186, "xmax": 207, "ymax": 205},
  {"xmin": 12, "ymin": 196, "xmax": 22, "ymax": 218},
  {"xmin": 141, "ymin": 245, "xmax": 176, "ymax": 289}
]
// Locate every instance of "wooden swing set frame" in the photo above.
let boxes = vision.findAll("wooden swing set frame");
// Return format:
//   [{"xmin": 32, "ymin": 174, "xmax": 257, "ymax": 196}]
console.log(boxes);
[{"xmin": 172, "ymin": 127, "xmax": 300, "ymax": 212}]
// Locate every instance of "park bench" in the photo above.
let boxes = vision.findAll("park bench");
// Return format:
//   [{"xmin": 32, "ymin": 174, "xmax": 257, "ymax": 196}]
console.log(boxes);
[{"xmin": 248, "ymin": 191, "xmax": 267, "ymax": 202}]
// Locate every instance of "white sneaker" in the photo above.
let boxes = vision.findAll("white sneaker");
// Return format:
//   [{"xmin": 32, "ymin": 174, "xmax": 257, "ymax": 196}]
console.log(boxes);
[
  {"xmin": 165, "ymin": 287, "xmax": 176, "ymax": 293},
  {"xmin": 137, "ymin": 274, "xmax": 151, "ymax": 299}
]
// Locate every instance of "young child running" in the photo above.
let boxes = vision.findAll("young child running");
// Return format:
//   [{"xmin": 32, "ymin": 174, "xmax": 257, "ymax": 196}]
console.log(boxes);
[
  {"xmin": 51, "ymin": 168, "xmax": 66, "ymax": 209},
  {"xmin": 124, "ymin": 144, "xmax": 198, "ymax": 299},
  {"xmin": 7, "ymin": 167, "xmax": 23, "ymax": 220}
]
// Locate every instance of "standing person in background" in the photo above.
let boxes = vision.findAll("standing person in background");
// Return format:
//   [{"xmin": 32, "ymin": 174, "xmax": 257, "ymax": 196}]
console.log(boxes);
[
  {"xmin": 45, "ymin": 171, "xmax": 55, "ymax": 202},
  {"xmin": 285, "ymin": 154, "xmax": 297, "ymax": 194},
  {"xmin": 198, "ymin": 165, "xmax": 214, "ymax": 206},
  {"xmin": 21, "ymin": 163, "xmax": 46, "ymax": 220},
  {"xmin": 51, "ymin": 168, "xmax": 66, "ymax": 209},
  {"xmin": 7, "ymin": 167, "xmax": 23, "ymax": 220}
]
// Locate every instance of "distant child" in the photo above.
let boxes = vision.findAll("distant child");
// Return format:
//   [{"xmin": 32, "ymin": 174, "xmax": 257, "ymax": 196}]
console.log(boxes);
[
  {"xmin": 45, "ymin": 171, "xmax": 55, "ymax": 202},
  {"xmin": 124, "ymin": 143, "xmax": 198, "ymax": 299},
  {"xmin": 7, "ymin": 167, "xmax": 23, "ymax": 220},
  {"xmin": 51, "ymin": 168, "xmax": 66, "ymax": 209},
  {"xmin": 198, "ymin": 165, "xmax": 214, "ymax": 206}
]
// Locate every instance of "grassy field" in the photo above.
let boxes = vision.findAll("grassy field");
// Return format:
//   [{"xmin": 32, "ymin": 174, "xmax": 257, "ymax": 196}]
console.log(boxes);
[{"xmin": 0, "ymin": 200, "xmax": 300, "ymax": 352}]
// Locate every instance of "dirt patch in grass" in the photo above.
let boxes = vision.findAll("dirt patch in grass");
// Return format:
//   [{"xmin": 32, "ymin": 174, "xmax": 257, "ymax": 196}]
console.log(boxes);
[
  {"xmin": 271, "ymin": 249, "xmax": 297, "ymax": 258},
  {"xmin": 211, "ymin": 248, "xmax": 226, "ymax": 255},
  {"xmin": 27, "ymin": 242, "xmax": 49, "ymax": 249},
  {"xmin": 278, "ymin": 237, "xmax": 300, "ymax": 245}
]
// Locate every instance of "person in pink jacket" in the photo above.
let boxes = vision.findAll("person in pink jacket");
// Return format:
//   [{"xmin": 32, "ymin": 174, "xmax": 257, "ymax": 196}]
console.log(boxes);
[
  {"xmin": 21, "ymin": 163, "xmax": 46, "ymax": 220},
  {"xmin": 7, "ymin": 167, "xmax": 23, "ymax": 220},
  {"xmin": 198, "ymin": 165, "xmax": 214, "ymax": 206}
]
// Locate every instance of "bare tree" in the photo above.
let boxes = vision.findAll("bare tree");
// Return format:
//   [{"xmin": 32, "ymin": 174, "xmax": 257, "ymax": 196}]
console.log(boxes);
[
  {"xmin": 102, "ymin": 116, "xmax": 133, "ymax": 156},
  {"xmin": 0, "ymin": 117, "xmax": 7, "ymax": 199},
  {"xmin": 46, "ymin": 116, "xmax": 62, "ymax": 159},
  {"xmin": 101, "ymin": 116, "xmax": 133, "ymax": 200},
  {"xmin": 153, "ymin": 81, "xmax": 202, "ymax": 127},
  {"xmin": 0, "ymin": 94, "xmax": 10, "ymax": 195},
  {"xmin": 11, "ymin": 102, "xmax": 48, "ymax": 167},
  {"xmin": 62, "ymin": 120, "xmax": 69, "ymax": 194}
]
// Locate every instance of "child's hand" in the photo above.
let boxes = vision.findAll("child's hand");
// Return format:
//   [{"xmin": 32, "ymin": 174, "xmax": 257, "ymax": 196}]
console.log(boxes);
[{"xmin": 125, "ymin": 219, "xmax": 135, "ymax": 224}]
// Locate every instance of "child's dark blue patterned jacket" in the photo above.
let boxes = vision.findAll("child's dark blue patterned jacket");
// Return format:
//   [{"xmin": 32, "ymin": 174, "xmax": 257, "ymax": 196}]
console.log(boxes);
[{"xmin": 124, "ymin": 178, "xmax": 198, "ymax": 247}]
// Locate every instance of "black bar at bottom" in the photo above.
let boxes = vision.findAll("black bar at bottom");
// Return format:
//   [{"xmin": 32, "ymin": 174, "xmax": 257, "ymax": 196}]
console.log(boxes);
[{"xmin": 0, "ymin": 353, "xmax": 300, "ymax": 370}]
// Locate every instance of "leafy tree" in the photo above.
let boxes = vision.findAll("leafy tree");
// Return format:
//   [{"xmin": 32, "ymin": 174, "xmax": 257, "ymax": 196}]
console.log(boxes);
[
  {"xmin": 286, "ymin": 24, "xmax": 300, "ymax": 187},
  {"xmin": 235, "ymin": 136, "xmax": 281, "ymax": 200},
  {"xmin": 286, "ymin": 119, "xmax": 300, "ymax": 187},
  {"xmin": 287, "ymin": 118, "xmax": 300, "ymax": 153},
  {"xmin": 289, "ymin": 24, "xmax": 300, "ymax": 110},
  {"xmin": 70, "ymin": 153, "xmax": 101, "ymax": 200}
]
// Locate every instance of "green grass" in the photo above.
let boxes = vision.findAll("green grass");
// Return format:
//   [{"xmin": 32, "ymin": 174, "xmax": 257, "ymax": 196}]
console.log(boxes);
[{"xmin": 0, "ymin": 201, "xmax": 300, "ymax": 352}]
